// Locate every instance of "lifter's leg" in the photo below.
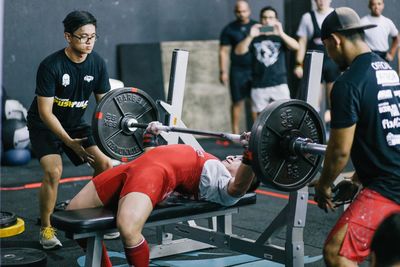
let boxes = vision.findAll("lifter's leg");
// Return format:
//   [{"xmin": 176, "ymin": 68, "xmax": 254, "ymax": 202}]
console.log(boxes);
[
  {"xmin": 117, "ymin": 192, "xmax": 153, "ymax": 267},
  {"xmin": 67, "ymin": 181, "xmax": 103, "ymax": 210},
  {"xmin": 67, "ymin": 181, "xmax": 112, "ymax": 267}
]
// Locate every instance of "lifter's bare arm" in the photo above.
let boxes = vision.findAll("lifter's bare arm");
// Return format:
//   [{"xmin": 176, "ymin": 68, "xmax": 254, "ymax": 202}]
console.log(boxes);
[
  {"xmin": 227, "ymin": 163, "xmax": 255, "ymax": 197},
  {"xmin": 227, "ymin": 131, "xmax": 256, "ymax": 197}
]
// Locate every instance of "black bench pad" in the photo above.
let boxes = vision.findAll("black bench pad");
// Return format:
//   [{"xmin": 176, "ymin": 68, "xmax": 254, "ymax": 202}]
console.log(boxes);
[{"xmin": 51, "ymin": 193, "xmax": 256, "ymax": 234}]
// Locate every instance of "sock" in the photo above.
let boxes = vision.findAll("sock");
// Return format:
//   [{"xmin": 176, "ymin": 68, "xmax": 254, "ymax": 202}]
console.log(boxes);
[
  {"xmin": 76, "ymin": 238, "xmax": 112, "ymax": 267},
  {"xmin": 124, "ymin": 238, "xmax": 149, "ymax": 267},
  {"xmin": 101, "ymin": 243, "xmax": 112, "ymax": 267}
]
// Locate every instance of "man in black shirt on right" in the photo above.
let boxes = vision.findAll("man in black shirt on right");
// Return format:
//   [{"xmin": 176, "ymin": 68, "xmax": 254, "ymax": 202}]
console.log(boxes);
[{"xmin": 313, "ymin": 7, "xmax": 400, "ymax": 266}]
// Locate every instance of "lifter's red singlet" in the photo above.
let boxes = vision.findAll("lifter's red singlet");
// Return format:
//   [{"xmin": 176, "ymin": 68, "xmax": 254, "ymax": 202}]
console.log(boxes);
[{"xmin": 92, "ymin": 144, "xmax": 218, "ymax": 207}]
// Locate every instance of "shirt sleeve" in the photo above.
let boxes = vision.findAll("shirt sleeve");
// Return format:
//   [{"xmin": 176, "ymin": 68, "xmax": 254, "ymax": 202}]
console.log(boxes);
[
  {"xmin": 35, "ymin": 62, "xmax": 57, "ymax": 97},
  {"xmin": 387, "ymin": 18, "xmax": 399, "ymax": 37},
  {"xmin": 296, "ymin": 13, "xmax": 312, "ymax": 38},
  {"xmin": 220, "ymin": 26, "xmax": 231, "ymax": 46},
  {"xmin": 198, "ymin": 159, "xmax": 240, "ymax": 206},
  {"xmin": 94, "ymin": 57, "xmax": 111, "ymax": 95},
  {"xmin": 330, "ymin": 80, "xmax": 360, "ymax": 129}
]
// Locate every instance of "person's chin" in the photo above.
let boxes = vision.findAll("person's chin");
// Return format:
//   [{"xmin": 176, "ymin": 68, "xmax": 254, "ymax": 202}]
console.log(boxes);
[{"xmin": 83, "ymin": 47, "xmax": 94, "ymax": 54}]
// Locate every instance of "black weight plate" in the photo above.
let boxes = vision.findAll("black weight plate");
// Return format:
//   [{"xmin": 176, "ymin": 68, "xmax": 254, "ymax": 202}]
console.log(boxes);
[
  {"xmin": 249, "ymin": 99, "xmax": 325, "ymax": 191},
  {"xmin": 0, "ymin": 211, "xmax": 17, "ymax": 228},
  {"xmin": 92, "ymin": 88, "xmax": 159, "ymax": 162},
  {"xmin": 1, "ymin": 247, "xmax": 47, "ymax": 267}
]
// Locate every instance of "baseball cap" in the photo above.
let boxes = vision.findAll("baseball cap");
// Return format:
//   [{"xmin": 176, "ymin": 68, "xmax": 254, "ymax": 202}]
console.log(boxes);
[{"xmin": 321, "ymin": 7, "xmax": 376, "ymax": 40}]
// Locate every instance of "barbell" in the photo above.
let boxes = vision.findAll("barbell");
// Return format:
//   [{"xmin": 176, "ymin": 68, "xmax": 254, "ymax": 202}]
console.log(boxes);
[{"xmin": 92, "ymin": 87, "xmax": 327, "ymax": 192}]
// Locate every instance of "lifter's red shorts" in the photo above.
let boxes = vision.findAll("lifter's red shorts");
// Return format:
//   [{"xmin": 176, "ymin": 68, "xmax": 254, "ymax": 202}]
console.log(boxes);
[
  {"xmin": 92, "ymin": 163, "xmax": 173, "ymax": 208},
  {"xmin": 325, "ymin": 188, "xmax": 400, "ymax": 263}
]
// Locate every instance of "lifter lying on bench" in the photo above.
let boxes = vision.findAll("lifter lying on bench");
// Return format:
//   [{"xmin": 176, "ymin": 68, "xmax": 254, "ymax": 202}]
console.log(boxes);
[{"xmin": 63, "ymin": 122, "xmax": 259, "ymax": 267}]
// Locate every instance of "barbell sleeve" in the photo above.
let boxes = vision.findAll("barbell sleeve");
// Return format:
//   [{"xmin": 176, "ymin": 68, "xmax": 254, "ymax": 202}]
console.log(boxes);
[{"xmin": 292, "ymin": 137, "xmax": 327, "ymax": 156}]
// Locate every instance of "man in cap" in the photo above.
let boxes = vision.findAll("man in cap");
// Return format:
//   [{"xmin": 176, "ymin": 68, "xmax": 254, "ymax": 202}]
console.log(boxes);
[{"xmin": 313, "ymin": 7, "xmax": 400, "ymax": 266}]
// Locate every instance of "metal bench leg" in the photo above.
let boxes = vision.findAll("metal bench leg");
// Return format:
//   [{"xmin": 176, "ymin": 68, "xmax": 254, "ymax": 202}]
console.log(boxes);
[{"xmin": 85, "ymin": 233, "xmax": 103, "ymax": 267}]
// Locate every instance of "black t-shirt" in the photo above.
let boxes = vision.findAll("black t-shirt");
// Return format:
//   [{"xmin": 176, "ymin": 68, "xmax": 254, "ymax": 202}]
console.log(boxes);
[
  {"xmin": 27, "ymin": 49, "xmax": 110, "ymax": 130},
  {"xmin": 249, "ymin": 35, "xmax": 288, "ymax": 88},
  {"xmin": 220, "ymin": 19, "xmax": 257, "ymax": 69},
  {"xmin": 330, "ymin": 52, "xmax": 400, "ymax": 203}
]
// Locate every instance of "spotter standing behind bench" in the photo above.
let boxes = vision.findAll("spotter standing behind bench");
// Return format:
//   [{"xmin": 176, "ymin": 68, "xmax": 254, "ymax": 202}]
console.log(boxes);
[{"xmin": 66, "ymin": 121, "xmax": 258, "ymax": 267}]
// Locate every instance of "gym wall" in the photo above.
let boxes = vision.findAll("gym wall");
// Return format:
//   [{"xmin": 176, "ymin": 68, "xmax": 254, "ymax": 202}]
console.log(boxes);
[{"xmin": 3, "ymin": 0, "xmax": 400, "ymax": 132}]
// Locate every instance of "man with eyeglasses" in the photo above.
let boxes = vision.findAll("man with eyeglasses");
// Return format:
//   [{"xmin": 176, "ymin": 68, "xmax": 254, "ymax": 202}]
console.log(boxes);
[{"xmin": 26, "ymin": 10, "xmax": 113, "ymax": 250}]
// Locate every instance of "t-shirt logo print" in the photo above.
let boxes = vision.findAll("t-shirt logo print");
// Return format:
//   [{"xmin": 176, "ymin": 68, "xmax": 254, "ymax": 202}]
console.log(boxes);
[
  {"xmin": 62, "ymin": 74, "xmax": 70, "ymax": 87},
  {"xmin": 255, "ymin": 40, "xmax": 280, "ymax": 67},
  {"xmin": 84, "ymin": 75, "xmax": 94, "ymax": 83}
]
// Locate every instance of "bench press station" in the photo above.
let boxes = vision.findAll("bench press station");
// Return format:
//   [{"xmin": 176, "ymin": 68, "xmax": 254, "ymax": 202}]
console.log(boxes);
[{"xmin": 51, "ymin": 49, "xmax": 326, "ymax": 267}]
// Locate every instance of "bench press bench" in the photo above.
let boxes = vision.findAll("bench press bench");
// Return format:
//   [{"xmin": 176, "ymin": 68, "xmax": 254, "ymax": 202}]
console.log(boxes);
[{"xmin": 51, "ymin": 193, "xmax": 256, "ymax": 267}]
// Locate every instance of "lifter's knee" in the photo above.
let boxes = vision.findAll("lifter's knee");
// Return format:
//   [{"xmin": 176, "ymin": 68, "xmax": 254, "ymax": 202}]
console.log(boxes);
[{"xmin": 116, "ymin": 211, "xmax": 144, "ymax": 245}]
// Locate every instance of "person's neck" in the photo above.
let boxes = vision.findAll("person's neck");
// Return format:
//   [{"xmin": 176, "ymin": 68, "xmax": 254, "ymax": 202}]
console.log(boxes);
[
  {"xmin": 370, "ymin": 12, "xmax": 381, "ymax": 17},
  {"xmin": 317, "ymin": 7, "xmax": 331, "ymax": 14},
  {"xmin": 65, "ymin": 46, "xmax": 87, "ymax": 63},
  {"xmin": 239, "ymin": 18, "xmax": 250, "ymax": 24},
  {"xmin": 345, "ymin": 41, "xmax": 371, "ymax": 66}
]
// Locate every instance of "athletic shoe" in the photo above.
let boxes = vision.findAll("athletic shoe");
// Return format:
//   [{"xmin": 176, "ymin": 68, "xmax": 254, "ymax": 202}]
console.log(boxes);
[
  {"xmin": 104, "ymin": 231, "xmax": 120, "ymax": 240},
  {"xmin": 40, "ymin": 227, "xmax": 62, "ymax": 249}
]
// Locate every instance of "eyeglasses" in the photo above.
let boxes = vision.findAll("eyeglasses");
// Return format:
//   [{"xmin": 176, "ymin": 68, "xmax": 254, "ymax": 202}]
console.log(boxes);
[{"xmin": 71, "ymin": 34, "xmax": 99, "ymax": 43}]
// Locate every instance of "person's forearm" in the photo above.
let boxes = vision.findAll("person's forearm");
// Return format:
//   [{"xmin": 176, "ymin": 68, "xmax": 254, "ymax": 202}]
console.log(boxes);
[
  {"xmin": 40, "ymin": 112, "xmax": 73, "ymax": 146},
  {"xmin": 219, "ymin": 49, "xmax": 229, "ymax": 74},
  {"xmin": 295, "ymin": 37, "xmax": 307, "ymax": 65},
  {"xmin": 388, "ymin": 36, "xmax": 399, "ymax": 58},
  {"xmin": 318, "ymin": 140, "xmax": 350, "ymax": 188},
  {"xmin": 227, "ymin": 164, "xmax": 255, "ymax": 197},
  {"xmin": 280, "ymin": 32, "xmax": 299, "ymax": 51},
  {"xmin": 234, "ymin": 36, "xmax": 253, "ymax": 55}
]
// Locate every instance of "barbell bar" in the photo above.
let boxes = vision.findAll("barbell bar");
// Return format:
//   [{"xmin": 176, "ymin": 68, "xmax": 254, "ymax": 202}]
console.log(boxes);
[
  {"xmin": 92, "ymin": 88, "xmax": 327, "ymax": 192},
  {"xmin": 122, "ymin": 120, "xmax": 243, "ymax": 144}
]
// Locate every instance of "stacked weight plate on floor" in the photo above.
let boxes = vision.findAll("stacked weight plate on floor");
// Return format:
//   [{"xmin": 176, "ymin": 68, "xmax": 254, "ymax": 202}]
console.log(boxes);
[
  {"xmin": 249, "ymin": 99, "xmax": 326, "ymax": 191},
  {"xmin": 1, "ymin": 248, "xmax": 47, "ymax": 267},
  {"xmin": 92, "ymin": 88, "xmax": 160, "ymax": 162},
  {"xmin": 0, "ymin": 211, "xmax": 25, "ymax": 238}
]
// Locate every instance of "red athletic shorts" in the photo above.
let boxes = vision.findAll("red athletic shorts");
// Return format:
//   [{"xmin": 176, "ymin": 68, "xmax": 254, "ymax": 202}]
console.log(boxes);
[
  {"xmin": 92, "ymin": 145, "xmax": 214, "ymax": 208},
  {"xmin": 325, "ymin": 188, "xmax": 400, "ymax": 263},
  {"xmin": 92, "ymin": 163, "xmax": 173, "ymax": 208}
]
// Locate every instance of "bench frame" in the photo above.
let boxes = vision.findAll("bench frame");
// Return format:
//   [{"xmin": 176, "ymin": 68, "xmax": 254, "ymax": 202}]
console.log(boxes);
[{"xmin": 65, "ymin": 207, "xmax": 241, "ymax": 267}]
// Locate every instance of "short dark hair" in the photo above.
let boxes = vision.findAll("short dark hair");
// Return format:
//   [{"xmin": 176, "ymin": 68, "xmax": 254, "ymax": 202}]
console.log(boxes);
[
  {"xmin": 260, "ymin": 6, "xmax": 278, "ymax": 19},
  {"xmin": 63, "ymin": 11, "xmax": 97, "ymax": 34},
  {"xmin": 371, "ymin": 212, "xmax": 400, "ymax": 267},
  {"xmin": 338, "ymin": 29, "xmax": 366, "ymax": 42}
]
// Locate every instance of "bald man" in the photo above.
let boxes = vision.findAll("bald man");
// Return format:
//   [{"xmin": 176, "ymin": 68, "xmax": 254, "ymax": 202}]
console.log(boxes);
[{"xmin": 219, "ymin": 0, "xmax": 257, "ymax": 134}]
